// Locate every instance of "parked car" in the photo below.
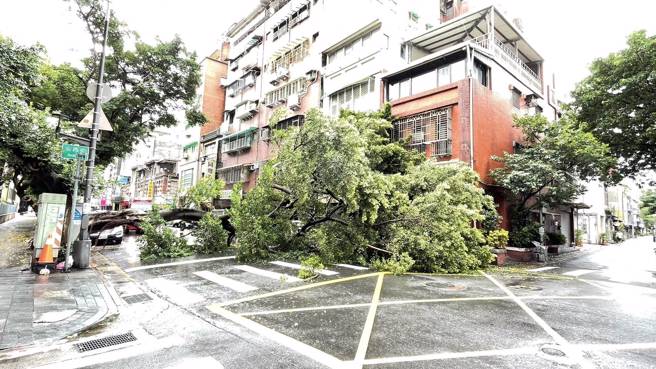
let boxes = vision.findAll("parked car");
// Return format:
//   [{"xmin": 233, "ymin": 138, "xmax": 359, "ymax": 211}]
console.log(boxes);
[{"xmin": 90, "ymin": 226, "xmax": 124, "ymax": 246}]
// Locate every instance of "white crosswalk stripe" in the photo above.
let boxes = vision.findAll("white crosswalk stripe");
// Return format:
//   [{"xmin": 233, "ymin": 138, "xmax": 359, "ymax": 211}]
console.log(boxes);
[
  {"xmin": 145, "ymin": 278, "xmax": 205, "ymax": 306},
  {"xmin": 562, "ymin": 269, "xmax": 596, "ymax": 277},
  {"xmin": 270, "ymin": 261, "xmax": 339, "ymax": 276},
  {"xmin": 194, "ymin": 271, "xmax": 258, "ymax": 293},
  {"xmin": 234, "ymin": 265, "xmax": 301, "ymax": 282},
  {"xmin": 527, "ymin": 266, "xmax": 559, "ymax": 272},
  {"xmin": 335, "ymin": 263, "xmax": 369, "ymax": 271}
]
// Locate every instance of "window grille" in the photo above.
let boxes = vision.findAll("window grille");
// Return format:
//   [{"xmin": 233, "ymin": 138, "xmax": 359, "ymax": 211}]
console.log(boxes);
[
  {"xmin": 392, "ymin": 108, "xmax": 452, "ymax": 157},
  {"xmin": 266, "ymin": 78, "xmax": 307, "ymax": 105},
  {"xmin": 274, "ymin": 115, "xmax": 305, "ymax": 130},
  {"xmin": 270, "ymin": 41, "xmax": 309, "ymax": 73},
  {"xmin": 218, "ymin": 166, "xmax": 244, "ymax": 184}
]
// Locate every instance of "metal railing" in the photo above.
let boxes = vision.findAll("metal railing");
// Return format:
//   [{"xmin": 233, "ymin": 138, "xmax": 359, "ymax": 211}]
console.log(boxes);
[{"xmin": 471, "ymin": 34, "xmax": 542, "ymax": 91}]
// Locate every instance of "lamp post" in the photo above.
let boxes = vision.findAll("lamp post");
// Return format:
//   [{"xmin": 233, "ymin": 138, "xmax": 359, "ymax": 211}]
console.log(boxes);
[{"xmin": 75, "ymin": 0, "xmax": 111, "ymax": 269}]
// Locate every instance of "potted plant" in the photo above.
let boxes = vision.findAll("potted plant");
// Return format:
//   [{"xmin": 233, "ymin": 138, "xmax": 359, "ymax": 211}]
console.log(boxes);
[
  {"xmin": 599, "ymin": 233, "xmax": 608, "ymax": 245},
  {"xmin": 487, "ymin": 229, "xmax": 509, "ymax": 266},
  {"xmin": 575, "ymin": 229, "xmax": 585, "ymax": 247}
]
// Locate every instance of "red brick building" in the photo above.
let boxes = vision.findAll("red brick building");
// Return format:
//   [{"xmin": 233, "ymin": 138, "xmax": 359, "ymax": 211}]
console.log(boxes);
[{"xmin": 383, "ymin": 5, "xmax": 560, "ymax": 228}]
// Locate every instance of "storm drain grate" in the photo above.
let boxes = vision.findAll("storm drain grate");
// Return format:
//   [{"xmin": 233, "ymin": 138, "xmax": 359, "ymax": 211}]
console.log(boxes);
[
  {"xmin": 122, "ymin": 293, "xmax": 152, "ymax": 304},
  {"xmin": 75, "ymin": 332, "xmax": 137, "ymax": 352}
]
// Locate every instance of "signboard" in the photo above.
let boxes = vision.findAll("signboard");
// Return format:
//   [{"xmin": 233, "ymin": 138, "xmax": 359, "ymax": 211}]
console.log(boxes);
[
  {"xmin": 78, "ymin": 108, "xmax": 113, "ymax": 132},
  {"xmin": 147, "ymin": 180, "xmax": 154, "ymax": 198},
  {"xmin": 118, "ymin": 176, "xmax": 130, "ymax": 185},
  {"xmin": 86, "ymin": 81, "xmax": 112, "ymax": 104},
  {"xmin": 73, "ymin": 209, "xmax": 82, "ymax": 224},
  {"xmin": 61, "ymin": 143, "xmax": 89, "ymax": 160}
]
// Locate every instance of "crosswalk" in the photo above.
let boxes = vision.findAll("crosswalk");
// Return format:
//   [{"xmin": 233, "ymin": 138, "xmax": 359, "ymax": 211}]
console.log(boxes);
[{"xmin": 130, "ymin": 257, "xmax": 370, "ymax": 306}]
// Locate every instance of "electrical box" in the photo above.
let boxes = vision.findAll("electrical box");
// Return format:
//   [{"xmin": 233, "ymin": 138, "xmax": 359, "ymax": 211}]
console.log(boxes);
[{"xmin": 33, "ymin": 193, "xmax": 67, "ymax": 265}]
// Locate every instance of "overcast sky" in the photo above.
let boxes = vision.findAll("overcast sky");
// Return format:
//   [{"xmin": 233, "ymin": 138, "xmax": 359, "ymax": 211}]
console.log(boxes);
[{"xmin": 1, "ymin": 0, "xmax": 654, "ymax": 98}]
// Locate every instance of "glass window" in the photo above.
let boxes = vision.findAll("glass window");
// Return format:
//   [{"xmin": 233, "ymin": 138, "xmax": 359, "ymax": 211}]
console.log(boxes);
[
  {"xmin": 399, "ymin": 79, "xmax": 411, "ymax": 98},
  {"xmin": 451, "ymin": 60, "xmax": 465, "ymax": 82},
  {"xmin": 475, "ymin": 61, "xmax": 488, "ymax": 87},
  {"xmin": 411, "ymin": 69, "xmax": 437, "ymax": 94},
  {"xmin": 344, "ymin": 43, "xmax": 353, "ymax": 56},
  {"xmin": 438, "ymin": 66, "xmax": 451, "ymax": 87},
  {"xmin": 512, "ymin": 89, "xmax": 521, "ymax": 108},
  {"xmin": 388, "ymin": 82, "xmax": 399, "ymax": 100}
]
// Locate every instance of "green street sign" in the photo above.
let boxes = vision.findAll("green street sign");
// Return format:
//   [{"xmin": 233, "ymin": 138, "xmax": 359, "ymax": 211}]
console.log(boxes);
[{"xmin": 61, "ymin": 143, "xmax": 89, "ymax": 160}]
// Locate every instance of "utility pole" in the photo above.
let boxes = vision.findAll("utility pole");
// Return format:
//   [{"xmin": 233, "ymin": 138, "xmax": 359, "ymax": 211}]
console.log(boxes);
[{"xmin": 75, "ymin": 0, "xmax": 111, "ymax": 269}]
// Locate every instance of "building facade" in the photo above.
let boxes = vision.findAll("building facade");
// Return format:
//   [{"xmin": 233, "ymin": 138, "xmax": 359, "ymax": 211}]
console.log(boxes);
[
  {"xmin": 131, "ymin": 159, "xmax": 179, "ymax": 205},
  {"xmin": 381, "ymin": 4, "xmax": 558, "ymax": 230},
  {"xmin": 217, "ymin": 0, "xmax": 429, "ymax": 196}
]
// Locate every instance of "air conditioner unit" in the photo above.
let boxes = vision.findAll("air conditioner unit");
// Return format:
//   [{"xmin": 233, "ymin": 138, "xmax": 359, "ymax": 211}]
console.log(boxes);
[
  {"xmin": 249, "ymin": 162, "xmax": 260, "ymax": 171},
  {"xmin": 276, "ymin": 67, "xmax": 289, "ymax": 81},
  {"xmin": 219, "ymin": 78, "xmax": 229, "ymax": 87},
  {"xmin": 287, "ymin": 94, "xmax": 300, "ymax": 111}
]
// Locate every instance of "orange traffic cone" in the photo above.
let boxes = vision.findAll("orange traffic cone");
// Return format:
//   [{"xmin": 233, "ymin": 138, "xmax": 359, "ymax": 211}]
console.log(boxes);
[{"xmin": 38, "ymin": 234, "xmax": 54, "ymax": 264}]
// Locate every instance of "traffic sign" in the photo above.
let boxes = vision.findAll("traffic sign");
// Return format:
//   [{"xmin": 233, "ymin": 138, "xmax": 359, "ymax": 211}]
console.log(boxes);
[
  {"xmin": 78, "ymin": 107, "xmax": 113, "ymax": 132},
  {"xmin": 61, "ymin": 143, "xmax": 89, "ymax": 160},
  {"xmin": 86, "ymin": 81, "xmax": 112, "ymax": 104}
]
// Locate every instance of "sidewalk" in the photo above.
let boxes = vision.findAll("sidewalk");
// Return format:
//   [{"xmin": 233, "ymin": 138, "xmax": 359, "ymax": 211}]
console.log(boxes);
[{"xmin": 0, "ymin": 215, "xmax": 119, "ymax": 352}]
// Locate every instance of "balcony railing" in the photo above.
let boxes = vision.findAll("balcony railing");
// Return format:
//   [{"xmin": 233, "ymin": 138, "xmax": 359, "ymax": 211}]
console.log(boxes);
[{"xmin": 471, "ymin": 35, "xmax": 542, "ymax": 92}]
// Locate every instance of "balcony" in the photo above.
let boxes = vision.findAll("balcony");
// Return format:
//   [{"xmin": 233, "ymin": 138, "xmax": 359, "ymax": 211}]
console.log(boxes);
[
  {"xmin": 221, "ymin": 128, "xmax": 257, "ymax": 154},
  {"xmin": 235, "ymin": 100, "xmax": 259, "ymax": 120},
  {"xmin": 471, "ymin": 35, "xmax": 542, "ymax": 92}
]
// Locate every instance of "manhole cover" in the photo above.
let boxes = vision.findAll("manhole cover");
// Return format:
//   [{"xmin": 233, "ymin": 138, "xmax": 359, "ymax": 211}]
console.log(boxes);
[
  {"xmin": 123, "ymin": 293, "xmax": 152, "ymax": 304},
  {"xmin": 540, "ymin": 346, "xmax": 566, "ymax": 357},
  {"xmin": 75, "ymin": 332, "xmax": 137, "ymax": 352}
]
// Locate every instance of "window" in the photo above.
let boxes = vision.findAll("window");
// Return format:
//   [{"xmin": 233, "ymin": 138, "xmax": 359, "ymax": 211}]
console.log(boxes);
[
  {"xmin": 326, "ymin": 28, "xmax": 380, "ymax": 66},
  {"xmin": 474, "ymin": 61, "xmax": 489, "ymax": 87},
  {"xmin": 266, "ymin": 78, "xmax": 307, "ymax": 106},
  {"xmin": 399, "ymin": 79, "xmax": 411, "ymax": 98},
  {"xmin": 181, "ymin": 169, "xmax": 194, "ymax": 190},
  {"xmin": 438, "ymin": 66, "xmax": 451, "ymax": 87},
  {"xmin": 270, "ymin": 41, "xmax": 309, "ymax": 73},
  {"xmin": 511, "ymin": 88, "xmax": 521, "ymax": 109},
  {"xmin": 273, "ymin": 115, "xmax": 305, "ymax": 130},
  {"xmin": 392, "ymin": 108, "xmax": 452, "ymax": 157},
  {"xmin": 289, "ymin": 4, "xmax": 310, "ymax": 27},
  {"xmin": 272, "ymin": 20, "xmax": 288, "ymax": 41},
  {"xmin": 224, "ymin": 110, "xmax": 235, "ymax": 124},
  {"xmin": 218, "ymin": 166, "xmax": 243, "ymax": 184},
  {"xmin": 204, "ymin": 143, "xmax": 216, "ymax": 155},
  {"xmin": 329, "ymin": 78, "xmax": 375, "ymax": 115},
  {"xmin": 411, "ymin": 69, "xmax": 437, "ymax": 95}
]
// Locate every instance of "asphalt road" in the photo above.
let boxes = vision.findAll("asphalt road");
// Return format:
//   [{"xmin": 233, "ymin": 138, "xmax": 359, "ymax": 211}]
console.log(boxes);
[{"xmin": 3, "ymin": 235, "xmax": 655, "ymax": 369}]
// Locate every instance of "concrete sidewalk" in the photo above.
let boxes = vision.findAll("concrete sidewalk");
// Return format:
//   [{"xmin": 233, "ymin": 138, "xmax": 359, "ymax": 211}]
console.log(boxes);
[{"xmin": 0, "ymin": 216, "xmax": 119, "ymax": 352}]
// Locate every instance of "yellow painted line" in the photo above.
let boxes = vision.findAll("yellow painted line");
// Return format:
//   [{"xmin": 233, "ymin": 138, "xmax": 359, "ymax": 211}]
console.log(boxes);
[
  {"xmin": 210, "ymin": 272, "xmax": 381, "ymax": 308},
  {"xmin": 206, "ymin": 305, "xmax": 344, "ymax": 369},
  {"xmin": 239, "ymin": 303, "xmax": 372, "ymax": 317},
  {"xmin": 404, "ymin": 272, "xmax": 482, "ymax": 277},
  {"xmin": 353, "ymin": 273, "xmax": 384, "ymax": 368}
]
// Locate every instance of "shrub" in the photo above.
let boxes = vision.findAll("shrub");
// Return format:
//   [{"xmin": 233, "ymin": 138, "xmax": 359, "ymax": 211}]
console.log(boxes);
[
  {"xmin": 192, "ymin": 213, "xmax": 229, "ymax": 255},
  {"xmin": 575, "ymin": 229, "xmax": 585, "ymax": 246},
  {"xmin": 509, "ymin": 222, "xmax": 541, "ymax": 248},
  {"xmin": 298, "ymin": 255, "xmax": 325, "ymax": 279},
  {"xmin": 546, "ymin": 231, "xmax": 567, "ymax": 246},
  {"xmin": 139, "ymin": 210, "xmax": 192, "ymax": 261},
  {"xmin": 486, "ymin": 229, "xmax": 509, "ymax": 249},
  {"xmin": 371, "ymin": 252, "xmax": 415, "ymax": 275}
]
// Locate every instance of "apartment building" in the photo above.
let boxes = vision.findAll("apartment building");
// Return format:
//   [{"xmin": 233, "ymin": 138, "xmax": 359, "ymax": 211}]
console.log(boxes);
[
  {"xmin": 217, "ymin": 0, "xmax": 429, "ymax": 195},
  {"xmin": 132, "ymin": 159, "xmax": 179, "ymax": 205},
  {"xmin": 381, "ymin": 3, "xmax": 560, "ymax": 230}
]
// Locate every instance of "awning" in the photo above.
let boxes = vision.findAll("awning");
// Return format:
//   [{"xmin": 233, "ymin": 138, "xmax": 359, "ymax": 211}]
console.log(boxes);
[
  {"xmin": 183, "ymin": 141, "xmax": 198, "ymax": 151},
  {"xmin": 269, "ymin": 37, "xmax": 308, "ymax": 61},
  {"xmin": 221, "ymin": 127, "xmax": 257, "ymax": 142}
]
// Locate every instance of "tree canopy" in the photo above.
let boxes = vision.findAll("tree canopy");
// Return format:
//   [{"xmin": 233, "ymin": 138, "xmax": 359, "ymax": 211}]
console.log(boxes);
[
  {"xmin": 640, "ymin": 189, "xmax": 656, "ymax": 229},
  {"xmin": 571, "ymin": 31, "xmax": 656, "ymax": 177},
  {"xmin": 0, "ymin": 0, "xmax": 204, "ymax": 206},
  {"xmin": 229, "ymin": 108, "xmax": 496, "ymax": 273}
]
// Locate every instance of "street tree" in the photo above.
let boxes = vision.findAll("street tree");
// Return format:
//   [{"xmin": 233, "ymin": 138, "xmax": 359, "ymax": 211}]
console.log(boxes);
[
  {"xmin": 0, "ymin": 0, "xmax": 204, "ymax": 207},
  {"xmin": 230, "ymin": 108, "xmax": 495, "ymax": 273},
  {"xmin": 640, "ymin": 189, "xmax": 656, "ymax": 229},
  {"xmin": 571, "ymin": 31, "xmax": 656, "ymax": 177},
  {"xmin": 491, "ymin": 113, "xmax": 615, "ymax": 246}
]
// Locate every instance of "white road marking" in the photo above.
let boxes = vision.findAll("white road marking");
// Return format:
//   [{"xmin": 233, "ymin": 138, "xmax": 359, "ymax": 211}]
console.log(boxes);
[
  {"xmin": 527, "ymin": 266, "xmax": 559, "ymax": 272},
  {"xmin": 239, "ymin": 303, "xmax": 372, "ymax": 317},
  {"xmin": 165, "ymin": 356, "xmax": 224, "ymax": 369},
  {"xmin": 145, "ymin": 278, "xmax": 205, "ymax": 306},
  {"xmin": 335, "ymin": 263, "xmax": 369, "ymax": 271},
  {"xmin": 194, "ymin": 271, "xmax": 258, "ymax": 293},
  {"xmin": 562, "ymin": 269, "xmax": 597, "ymax": 277},
  {"xmin": 270, "ymin": 261, "xmax": 339, "ymax": 276},
  {"xmin": 574, "ymin": 342, "xmax": 656, "ymax": 351},
  {"xmin": 234, "ymin": 265, "xmax": 301, "ymax": 282},
  {"xmin": 125, "ymin": 256, "xmax": 235, "ymax": 272},
  {"xmin": 207, "ymin": 305, "xmax": 344, "ymax": 369},
  {"xmin": 481, "ymin": 272, "xmax": 595, "ymax": 369},
  {"xmin": 359, "ymin": 347, "xmax": 535, "ymax": 365}
]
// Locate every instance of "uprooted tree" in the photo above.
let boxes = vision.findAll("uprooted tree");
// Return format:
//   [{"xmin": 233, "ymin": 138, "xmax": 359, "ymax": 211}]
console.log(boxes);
[{"xmin": 229, "ymin": 108, "xmax": 496, "ymax": 273}]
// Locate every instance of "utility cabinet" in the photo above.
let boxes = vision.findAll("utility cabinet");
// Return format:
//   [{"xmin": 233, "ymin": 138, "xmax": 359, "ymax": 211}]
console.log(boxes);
[{"xmin": 33, "ymin": 193, "xmax": 67, "ymax": 265}]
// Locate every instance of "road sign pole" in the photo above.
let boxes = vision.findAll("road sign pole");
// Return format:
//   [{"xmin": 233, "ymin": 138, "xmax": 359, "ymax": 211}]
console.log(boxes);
[
  {"xmin": 78, "ymin": 0, "xmax": 111, "ymax": 269},
  {"xmin": 65, "ymin": 155, "xmax": 82, "ymax": 272}
]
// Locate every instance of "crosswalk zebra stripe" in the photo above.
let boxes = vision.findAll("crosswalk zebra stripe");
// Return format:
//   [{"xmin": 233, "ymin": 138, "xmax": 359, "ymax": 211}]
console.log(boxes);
[
  {"xmin": 527, "ymin": 266, "xmax": 559, "ymax": 272},
  {"xmin": 270, "ymin": 261, "xmax": 339, "ymax": 276},
  {"xmin": 562, "ymin": 269, "xmax": 596, "ymax": 277},
  {"xmin": 145, "ymin": 278, "xmax": 204, "ymax": 306},
  {"xmin": 335, "ymin": 263, "xmax": 369, "ymax": 271},
  {"xmin": 193, "ymin": 271, "xmax": 258, "ymax": 293},
  {"xmin": 234, "ymin": 265, "xmax": 301, "ymax": 282}
]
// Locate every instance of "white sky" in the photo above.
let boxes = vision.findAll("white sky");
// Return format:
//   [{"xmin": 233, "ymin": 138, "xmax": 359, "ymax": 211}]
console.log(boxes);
[{"xmin": 1, "ymin": 0, "xmax": 655, "ymax": 97}]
